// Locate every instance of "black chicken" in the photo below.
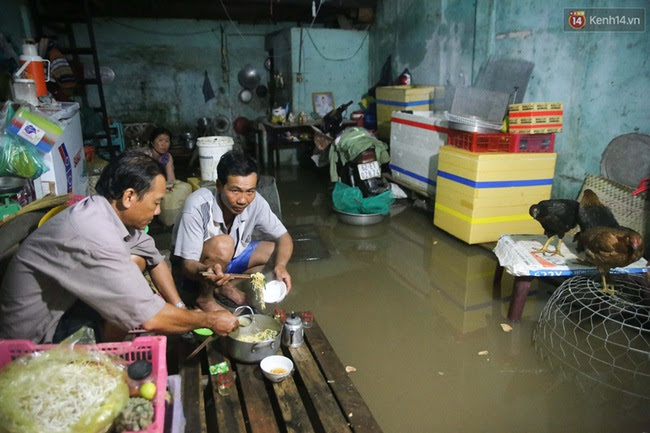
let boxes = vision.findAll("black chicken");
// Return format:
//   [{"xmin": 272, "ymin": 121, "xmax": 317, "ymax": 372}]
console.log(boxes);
[{"xmin": 529, "ymin": 199, "xmax": 579, "ymax": 256}]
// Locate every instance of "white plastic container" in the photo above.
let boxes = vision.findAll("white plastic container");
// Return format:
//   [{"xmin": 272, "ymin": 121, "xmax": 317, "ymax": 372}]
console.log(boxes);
[
  {"xmin": 159, "ymin": 180, "xmax": 192, "ymax": 226},
  {"xmin": 196, "ymin": 136, "xmax": 234, "ymax": 181},
  {"xmin": 12, "ymin": 78, "xmax": 38, "ymax": 105}
]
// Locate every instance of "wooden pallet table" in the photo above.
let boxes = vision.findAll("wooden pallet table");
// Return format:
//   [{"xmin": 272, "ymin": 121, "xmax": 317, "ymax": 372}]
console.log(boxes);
[{"xmin": 177, "ymin": 318, "xmax": 382, "ymax": 433}]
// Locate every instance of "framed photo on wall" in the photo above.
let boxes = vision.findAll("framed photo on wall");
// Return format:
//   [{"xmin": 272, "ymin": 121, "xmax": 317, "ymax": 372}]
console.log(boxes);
[{"xmin": 312, "ymin": 92, "xmax": 334, "ymax": 117}]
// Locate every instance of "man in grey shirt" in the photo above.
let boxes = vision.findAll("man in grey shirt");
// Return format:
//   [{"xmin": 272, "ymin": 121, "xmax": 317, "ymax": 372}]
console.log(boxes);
[
  {"xmin": 0, "ymin": 151, "xmax": 238, "ymax": 343},
  {"xmin": 172, "ymin": 150, "xmax": 293, "ymax": 312}
]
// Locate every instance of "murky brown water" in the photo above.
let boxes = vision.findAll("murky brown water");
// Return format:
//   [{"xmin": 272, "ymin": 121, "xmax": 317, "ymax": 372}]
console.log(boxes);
[{"xmin": 270, "ymin": 166, "xmax": 649, "ymax": 433}]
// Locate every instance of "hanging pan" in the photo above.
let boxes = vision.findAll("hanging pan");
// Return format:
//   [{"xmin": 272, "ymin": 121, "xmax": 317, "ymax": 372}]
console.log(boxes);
[
  {"xmin": 237, "ymin": 65, "xmax": 261, "ymax": 90},
  {"xmin": 238, "ymin": 88, "xmax": 253, "ymax": 104}
]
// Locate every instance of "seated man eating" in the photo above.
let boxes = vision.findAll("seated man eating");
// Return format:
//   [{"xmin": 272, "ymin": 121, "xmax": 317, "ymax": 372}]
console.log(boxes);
[
  {"xmin": 171, "ymin": 150, "xmax": 293, "ymax": 311},
  {"xmin": 0, "ymin": 151, "xmax": 239, "ymax": 343}
]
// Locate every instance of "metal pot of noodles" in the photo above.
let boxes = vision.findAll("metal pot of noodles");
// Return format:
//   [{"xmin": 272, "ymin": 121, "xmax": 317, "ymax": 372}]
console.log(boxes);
[{"xmin": 223, "ymin": 307, "xmax": 282, "ymax": 363}]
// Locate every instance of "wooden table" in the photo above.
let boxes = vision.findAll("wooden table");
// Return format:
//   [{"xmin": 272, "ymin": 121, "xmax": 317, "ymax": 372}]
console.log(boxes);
[
  {"xmin": 259, "ymin": 120, "xmax": 356, "ymax": 171},
  {"xmin": 492, "ymin": 235, "xmax": 649, "ymax": 322},
  {"xmin": 177, "ymin": 319, "xmax": 382, "ymax": 433}
]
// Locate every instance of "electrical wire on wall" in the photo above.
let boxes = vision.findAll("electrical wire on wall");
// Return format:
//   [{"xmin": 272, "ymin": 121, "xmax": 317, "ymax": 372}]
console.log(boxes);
[
  {"xmin": 219, "ymin": 0, "xmax": 244, "ymax": 39},
  {"xmin": 304, "ymin": 0, "xmax": 369, "ymax": 62},
  {"xmin": 106, "ymin": 18, "xmax": 219, "ymax": 36},
  {"xmin": 305, "ymin": 26, "xmax": 370, "ymax": 62},
  {"xmin": 220, "ymin": 25, "xmax": 229, "ymax": 83}
]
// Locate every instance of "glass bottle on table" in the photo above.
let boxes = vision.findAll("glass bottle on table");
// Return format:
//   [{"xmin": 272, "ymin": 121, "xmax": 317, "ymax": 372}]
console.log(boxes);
[{"xmin": 211, "ymin": 361, "xmax": 235, "ymax": 396}]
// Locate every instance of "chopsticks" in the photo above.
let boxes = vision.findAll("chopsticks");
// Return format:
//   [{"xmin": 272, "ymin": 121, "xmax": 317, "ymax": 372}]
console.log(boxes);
[
  {"xmin": 199, "ymin": 271, "xmax": 252, "ymax": 279},
  {"xmin": 186, "ymin": 335, "xmax": 215, "ymax": 360}
]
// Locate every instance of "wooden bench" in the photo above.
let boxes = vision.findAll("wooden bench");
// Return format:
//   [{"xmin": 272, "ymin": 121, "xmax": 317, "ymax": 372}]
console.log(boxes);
[{"xmin": 177, "ymin": 319, "xmax": 382, "ymax": 433}]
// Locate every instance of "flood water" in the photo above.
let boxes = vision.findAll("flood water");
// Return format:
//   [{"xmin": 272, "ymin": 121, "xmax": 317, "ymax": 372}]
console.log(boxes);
[
  {"xmin": 268, "ymin": 166, "xmax": 649, "ymax": 433},
  {"xmin": 156, "ymin": 164, "xmax": 649, "ymax": 433}
]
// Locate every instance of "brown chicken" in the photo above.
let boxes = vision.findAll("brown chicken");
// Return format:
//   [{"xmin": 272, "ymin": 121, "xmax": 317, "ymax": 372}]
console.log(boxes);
[
  {"xmin": 576, "ymin": 226, "xmax": 645, "ymax": 295},
  {"xmin": 576, "ymin": 189, "xmax": 619, "ymax": 234}
]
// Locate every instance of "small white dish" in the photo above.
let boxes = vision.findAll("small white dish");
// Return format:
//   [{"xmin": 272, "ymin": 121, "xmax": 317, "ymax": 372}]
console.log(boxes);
[
  {"xmin": 264, "ymin": 280, "xmax": 287, "ymax": 303},
  {"xmin": 260, "ymin": 355, "xmax": 293, "ymax": 382}
]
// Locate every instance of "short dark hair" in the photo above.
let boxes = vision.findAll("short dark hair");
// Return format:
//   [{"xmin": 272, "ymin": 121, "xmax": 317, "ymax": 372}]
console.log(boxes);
[
  {"xmin": 150, "ymin": 127, "xmax": 172, "ymax": 145},
  {"xmin": 95, "ymin": 150, "xmax": 166, "ymax": 200},
  {"xmin": 217, "ymin": 150, "xmax": 259, "ymax": 185}
]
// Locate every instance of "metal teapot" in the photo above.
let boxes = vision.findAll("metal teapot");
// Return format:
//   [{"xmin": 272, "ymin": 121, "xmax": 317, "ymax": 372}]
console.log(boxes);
[{"xmin": 282, "ymin": 312, "xmax": 304, "ymax": 348}]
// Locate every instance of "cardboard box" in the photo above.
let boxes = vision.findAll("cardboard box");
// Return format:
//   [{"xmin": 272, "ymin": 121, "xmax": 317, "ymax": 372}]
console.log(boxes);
[
  {"xmin": 388, "ymin": 111, "xmax": 448, "ymax": 197},
  {"xmin": 509, "ymin": 125, "xmax": 563, "ymax": 134},
  {"xmin": 376, "ymin": 85, "xmax": 443, "ymax": 140},
  {"xmin": 34, "ymin": 102, "xmax": 87, "ymax": 199},
  {"xmin": 508, "ymin": 102, "xmax": 563, "ymax": 134},
  {"xmin": 508, "ymin": 102, "xmax": 564, "ymax": 112},
  {"xmin": 508, "ymin": 115, "xmax": 563, "ymax": 125},
  {"xmin": 508, "ymin": 115, "xmax": 563, "ymax": 134},
  {"xmin": 433, "ymin": 146, "xmax": 556, "ymax": 244}
]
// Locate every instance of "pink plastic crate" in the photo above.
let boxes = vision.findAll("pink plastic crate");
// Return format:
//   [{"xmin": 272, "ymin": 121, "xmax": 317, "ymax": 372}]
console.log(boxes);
[{"xmin": 0, "ymin": 336, "xmax": 167, "ymax": 433}]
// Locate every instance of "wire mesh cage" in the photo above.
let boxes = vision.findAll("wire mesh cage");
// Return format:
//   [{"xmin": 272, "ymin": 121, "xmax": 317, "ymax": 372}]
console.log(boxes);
[{"xmin": 534, "ymin": 275, "xmax": 650, "ymax": 400}]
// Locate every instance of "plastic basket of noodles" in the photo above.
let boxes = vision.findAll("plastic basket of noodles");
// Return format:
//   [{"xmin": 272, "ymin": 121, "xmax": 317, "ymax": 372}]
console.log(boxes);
[{"xmin": 0, "ymin": 335, "xmax": 167, "ymax": 433}]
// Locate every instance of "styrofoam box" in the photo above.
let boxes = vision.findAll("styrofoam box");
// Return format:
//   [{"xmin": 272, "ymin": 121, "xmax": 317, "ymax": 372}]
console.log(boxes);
[
  {"xmin": 376, "ymin": 85, "xmax": 443, "ymax": 139},
  {"xmin": 433, "ymin": 146, "xmax": 557, "ymax": 244},
  {"xmin": 388, "ymin": 111, "xmax": 448, "ymax": 198}
]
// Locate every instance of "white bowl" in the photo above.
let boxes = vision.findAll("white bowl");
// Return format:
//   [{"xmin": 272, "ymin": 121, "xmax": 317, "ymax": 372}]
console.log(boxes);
[
  {"xmin": 264, "ymin": 280, "xmax": 287, "ymax": 304},
  {"xmin": 260, "ymin": 355, "xmax": 293, "ymax": 382}
]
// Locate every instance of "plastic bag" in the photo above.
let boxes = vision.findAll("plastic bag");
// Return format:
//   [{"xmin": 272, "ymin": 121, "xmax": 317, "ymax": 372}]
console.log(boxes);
[
  {"xmin": 0, "ymin": 132, "xmax": 49, "ymax": 178},
  {"xmin": 0, "ymin": 101, "xmax": 12, "ymax": 131},
  {"xmin": 0, "ymin": 327, "xmax": 129, "ymax": 433},
  {"xmin": 332, "ymin": 181, "xmax": 394, "ymax": 215}
]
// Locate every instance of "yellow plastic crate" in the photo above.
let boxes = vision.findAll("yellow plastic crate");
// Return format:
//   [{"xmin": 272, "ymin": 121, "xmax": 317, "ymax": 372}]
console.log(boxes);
[
  {"xmin": 433, "ymin": 146, "xmax": 556, "ymax": 244},
  {"xmin": 376, "ymin": 85, "xmax": 442, "ymax": 140}
]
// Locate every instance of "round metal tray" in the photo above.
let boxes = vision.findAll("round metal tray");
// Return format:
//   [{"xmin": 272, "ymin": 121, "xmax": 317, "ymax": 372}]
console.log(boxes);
[
  {"xmin": 334, "ymin": 209, "xmax": 385, "ymax": 226},
  {"xmin": 0, "ymin": 176, "xmax": 25, "ymax": 194}
]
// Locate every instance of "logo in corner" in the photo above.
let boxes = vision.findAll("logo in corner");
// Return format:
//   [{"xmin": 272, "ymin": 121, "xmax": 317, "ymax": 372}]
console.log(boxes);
[{"xmin": 568, "ymin": 10, "xmax": 586, "ymax": 30}]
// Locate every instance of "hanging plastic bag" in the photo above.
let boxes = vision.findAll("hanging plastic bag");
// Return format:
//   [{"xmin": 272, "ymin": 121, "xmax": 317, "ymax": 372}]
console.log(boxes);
[{"xmin": 0, "ymin": 132, "xmax": 49, "ymax": 178}]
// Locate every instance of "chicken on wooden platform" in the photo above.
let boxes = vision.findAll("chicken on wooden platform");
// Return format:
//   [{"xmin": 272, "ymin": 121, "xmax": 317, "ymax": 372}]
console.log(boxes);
[{"xmin": 529, "ymin": 199, "xmax": 579, "ymax": 256}]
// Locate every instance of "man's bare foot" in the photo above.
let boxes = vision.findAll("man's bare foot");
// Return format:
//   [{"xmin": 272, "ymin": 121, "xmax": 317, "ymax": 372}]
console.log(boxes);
[
  {"xmin": 196, "ymin": 296, "xmax": 226, "ymax": 312},
  {"xmin": 218, "ymin": 283, "xmax": 247, "ymax": 305}
]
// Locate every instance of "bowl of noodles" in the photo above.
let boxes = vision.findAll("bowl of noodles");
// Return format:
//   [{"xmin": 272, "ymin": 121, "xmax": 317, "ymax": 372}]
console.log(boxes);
[{"xmin": 224, "ymin": 313, "xmax": 282, "ymax": 363}]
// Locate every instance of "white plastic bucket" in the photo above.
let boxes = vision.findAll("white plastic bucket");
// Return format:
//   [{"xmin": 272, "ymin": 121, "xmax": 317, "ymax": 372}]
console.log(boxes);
[{"xmin": 196, "ymin": 136, "xmax": 234, "ymax": 181}]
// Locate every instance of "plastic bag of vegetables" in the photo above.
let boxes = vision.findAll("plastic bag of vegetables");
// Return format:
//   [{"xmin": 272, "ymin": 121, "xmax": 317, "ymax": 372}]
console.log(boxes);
[
  {"xmin": 0, "ymin": 328, "xmax": 129, "ymax": 433},
  {"xmin": 0, "ymin": 132, "xmax": 49, "ymax": 178}
]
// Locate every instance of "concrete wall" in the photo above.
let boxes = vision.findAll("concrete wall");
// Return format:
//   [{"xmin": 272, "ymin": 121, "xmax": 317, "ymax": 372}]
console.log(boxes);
[
  {"xmin": 371, "ymin": 0, "xmax": 649, "ymax": 198},
  {"xmin": 72, "ymin": 18, "xmax": 286, "ymax": 135},
  {"xmin": 268, "ymin": 27, "xmax": 370, "ymax": 110},
  {"xmin": 288, "ymin": 27, "xmax": 370, "ymax": 114},
  {"xmin": 1, "ymin": 0, "xmax": 34, "ymax": 43}
]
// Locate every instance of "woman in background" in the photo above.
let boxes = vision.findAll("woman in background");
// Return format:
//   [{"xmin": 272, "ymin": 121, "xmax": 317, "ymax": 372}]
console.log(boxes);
[{"xmin": 144, "ymin": 127, "xmax": 176, "ymax": 181}]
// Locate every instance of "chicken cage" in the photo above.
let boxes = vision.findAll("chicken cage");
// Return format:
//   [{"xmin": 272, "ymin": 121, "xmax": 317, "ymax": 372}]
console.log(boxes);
[{"xmin": 534, "ymin": 275, "xmax": 650, "ymax": 400}]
